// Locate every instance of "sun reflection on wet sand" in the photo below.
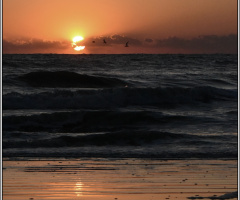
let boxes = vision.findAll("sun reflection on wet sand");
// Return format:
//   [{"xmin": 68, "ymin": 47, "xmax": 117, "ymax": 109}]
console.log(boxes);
[
  {"xmin": 75, "ymin": 181, "xmax": 83, "ymax": 196},
  {"xmin": 2, "ymin": 159, "xmax": 238, "ymax": 200}
]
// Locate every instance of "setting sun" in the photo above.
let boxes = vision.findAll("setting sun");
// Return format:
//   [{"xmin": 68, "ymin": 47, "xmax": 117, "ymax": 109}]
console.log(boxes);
[
  {"xmin": 72, "ymin": 36, "xmax": 85, "ymax": 51},
  {"xmin": 74, "ymin": 46, "xmax": 85, "ymax": 51},
  {"xmin": 73, "ymin": 36, "xmax": 84, "ymax": 43}
]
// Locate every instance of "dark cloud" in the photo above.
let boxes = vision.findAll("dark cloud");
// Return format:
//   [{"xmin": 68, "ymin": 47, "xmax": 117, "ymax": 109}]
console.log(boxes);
[
  {"xmin": 110, "ymin": 34, "xmax": 142, "ymax": 45},
  {"xmin": 84, "ymin": 34, "xmax": 142, "ymax": 46},
  {"xmin": 3, "ymin": 39, "xmax": 70, "ymax": 53},
  {"xmin": 3, "ymin": 34, "xmax": 238, "ymax": 54},
  {"xmin": 155, "ymin": 34, "xmax": 237, "ymax": 53},
  {"xmin": 145, "ymin": 38, "xmax": 153, "ymax": 43}
]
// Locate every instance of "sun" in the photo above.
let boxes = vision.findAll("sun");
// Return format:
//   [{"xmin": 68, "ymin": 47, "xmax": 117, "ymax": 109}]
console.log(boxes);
[
  {"xmin": 72, "ymin": 36, "xmax": 85, "ymax": 51},
  {"xmin": 73, "ymin": 36, "xmax": 84, "ymax": 43},
  {"xmin": 74, "ymin": 46, "xmax": 85, "ymax": 51}
]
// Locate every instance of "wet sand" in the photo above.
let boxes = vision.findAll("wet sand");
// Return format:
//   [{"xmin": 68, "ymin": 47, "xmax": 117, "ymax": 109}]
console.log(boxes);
[{"xmin": 3, "ymin": 159, "xmax": 238, "ymax": 200}]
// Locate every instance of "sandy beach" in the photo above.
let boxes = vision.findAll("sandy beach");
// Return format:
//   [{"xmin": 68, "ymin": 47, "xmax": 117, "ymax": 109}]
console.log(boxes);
[{"xmin": 3, "ymin": 159, "xmax": 237, "ymax": 200}]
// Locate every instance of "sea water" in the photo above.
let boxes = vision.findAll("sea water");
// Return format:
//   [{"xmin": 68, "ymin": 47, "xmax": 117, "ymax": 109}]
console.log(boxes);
[{"xmin": 2, "ymin": 54, "xmax": 238, "ymax": 159}]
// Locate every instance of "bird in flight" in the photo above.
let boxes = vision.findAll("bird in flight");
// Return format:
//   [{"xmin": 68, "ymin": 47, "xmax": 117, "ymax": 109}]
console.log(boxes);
[
  {"xmin": 125, "ymin": 41, "xmax": 129, "ymax": 47},
  {"xmin": 103, "ymin": 39, "xmax": 107, "ymax": 44}
]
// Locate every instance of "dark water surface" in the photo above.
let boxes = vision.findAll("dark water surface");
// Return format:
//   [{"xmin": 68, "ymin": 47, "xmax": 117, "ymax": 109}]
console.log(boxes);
[{"xmin": 2, "ymin": 54, "xmax": 238, "ymax": 159}]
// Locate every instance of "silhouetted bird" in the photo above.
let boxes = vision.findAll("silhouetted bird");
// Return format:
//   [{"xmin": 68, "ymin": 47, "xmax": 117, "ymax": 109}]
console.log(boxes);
[
  {"xmin": 103, "ymin": 39, "xmax": 107, "ymax": 44},
  {"xmin": 92, "ymin": 41, "xmax": 95, "ymax": 43},
  {"xmin": 125, "ymin": 41, "xmax": 129, "ymax": 47}
]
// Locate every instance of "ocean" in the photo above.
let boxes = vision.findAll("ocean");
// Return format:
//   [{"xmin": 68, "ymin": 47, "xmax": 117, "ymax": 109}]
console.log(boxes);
[{"xmin": 2, "ymin": 54, "xmax": 238, "ymax": 159}]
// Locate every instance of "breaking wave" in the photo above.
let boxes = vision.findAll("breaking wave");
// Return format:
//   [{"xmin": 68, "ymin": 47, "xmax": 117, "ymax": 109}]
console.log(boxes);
[
  {"xmin": 3, "ymin": 110, "xmax": 216, "ymax": 132},
  {"xmin": 18, "ymin": 71, "xmax": 128, "ymax": 88},
  {"xmin": 3, "ymin": 130, "xmax": 236, "ymax": 148},
  {"xmin": 2, "ymin": 130, "xmax": 237, "ymax": 159},
  {"xmin": 3, "ymin": 86, "xmax": 237, "ymax": 110}
]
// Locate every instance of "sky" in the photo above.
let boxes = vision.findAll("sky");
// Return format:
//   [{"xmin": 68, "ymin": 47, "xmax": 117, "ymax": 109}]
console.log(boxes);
[{"xmin": 2, "ymin": 0, "xmax": 238, "ymax": 54}]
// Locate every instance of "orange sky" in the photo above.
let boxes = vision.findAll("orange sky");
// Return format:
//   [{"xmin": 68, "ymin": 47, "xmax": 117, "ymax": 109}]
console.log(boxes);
[{"xmin": 3, "ymin": 0, "xmax": 238, "ymax": 54}]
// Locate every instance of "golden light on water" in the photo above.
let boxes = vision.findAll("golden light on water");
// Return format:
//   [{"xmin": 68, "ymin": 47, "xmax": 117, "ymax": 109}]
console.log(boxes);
[{"xmin": 75, "ymin": 181, "xmax": 83, "ymax": 196}]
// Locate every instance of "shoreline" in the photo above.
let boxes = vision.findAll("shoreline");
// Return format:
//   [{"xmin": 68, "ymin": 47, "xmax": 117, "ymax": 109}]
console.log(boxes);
[
  {"xmin": 3, "ymin": 155, "xmax": 238, "ymax": 161},
  {"xmin": 3, "ymin": 158, "xmax": 238, "ymax": 200}
]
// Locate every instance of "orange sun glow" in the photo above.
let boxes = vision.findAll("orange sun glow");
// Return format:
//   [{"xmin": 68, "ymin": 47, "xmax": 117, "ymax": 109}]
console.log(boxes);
[{"xmin": 72, "ymin": 36, "xmax": 85, "ymax": 51}]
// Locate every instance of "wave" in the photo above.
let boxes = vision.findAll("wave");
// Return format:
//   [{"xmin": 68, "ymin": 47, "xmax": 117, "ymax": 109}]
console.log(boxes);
[
  {"xmin": 203, "ymin": 78, "xmax": 235, "ymax": 86},
  {"xmin": 3, "ymin": 135, "xmax": 238, "ymax": 159},
  {"xmin": 3, "ymin": 86, "xmax": 237, "ymax": 110},
  {"xmin": 3, "ymin": 130, "xmax": 236, "ymax": 148},
  {"xmin": 18, "ymin": 71, "xmax": 128, "ymax": 88},
  {"xmin": 3, "ymin": 110, "xmax": 215, "ymax": 132},
  {"xmin": 3, "ymin": 130, "xmax": 237, "ymax": 159},
  {"xmin": 214, "ymin": 59, "xmax": 238, "ymax": 65}
]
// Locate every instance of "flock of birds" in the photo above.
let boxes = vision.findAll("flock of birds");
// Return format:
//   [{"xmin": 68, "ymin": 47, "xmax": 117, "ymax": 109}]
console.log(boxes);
[{"xmin": 92, "ymin": 39, "xmax": 129, "ymax": 47}]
